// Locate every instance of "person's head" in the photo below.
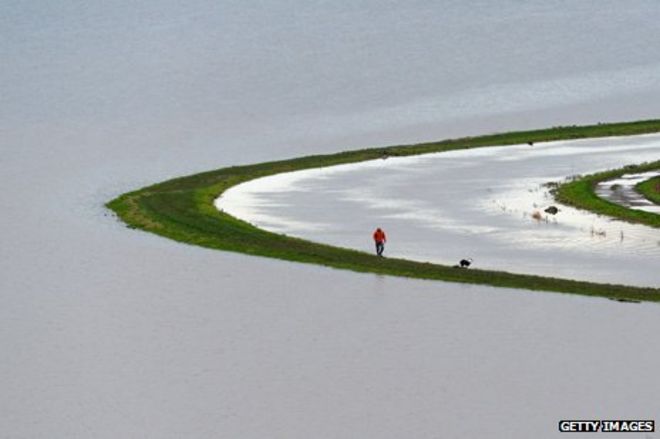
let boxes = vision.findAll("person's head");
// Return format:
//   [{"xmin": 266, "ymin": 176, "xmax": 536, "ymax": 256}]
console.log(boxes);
[{"xmin": 376, "ymin": 227, "xmax": 382, "ymax": 232}]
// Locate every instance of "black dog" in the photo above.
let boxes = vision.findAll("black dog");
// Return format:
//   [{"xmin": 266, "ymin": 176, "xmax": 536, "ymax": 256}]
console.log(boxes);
[{"xmin": 458, "ymin": 258, "xmax": 473, "ymax": 268}]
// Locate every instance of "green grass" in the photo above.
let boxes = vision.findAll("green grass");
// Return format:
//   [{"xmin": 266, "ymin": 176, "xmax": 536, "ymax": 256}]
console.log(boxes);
[
  {"xmin": 107, "ymin": 119, "xmax": 660, "ymax": 302},
  {"xmin": 636, "ymin": 176, "xmax": 660, "ymax": 205},
  {"xmin": 555, "ymin": 161, "xmax": 660, "ymax": 229}
]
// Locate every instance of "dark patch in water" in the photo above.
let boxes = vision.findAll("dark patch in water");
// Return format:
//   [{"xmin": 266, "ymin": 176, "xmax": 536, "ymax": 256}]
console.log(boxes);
[{"xmin": 609, "ymin": 297, "xmax": 641, "ymax": 303}]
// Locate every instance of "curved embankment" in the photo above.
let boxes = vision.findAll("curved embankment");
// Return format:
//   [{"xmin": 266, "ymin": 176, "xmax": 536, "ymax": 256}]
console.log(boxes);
[
  {"xmin": 555, "ymin": 161, "xmax": 660, "ymax": 228},
  {"xmin": 637, "ymin": 176, "xmax": 660, "ymax": 205},
  {"xmin": 107, "ymin": 120, "xmax": 660, "ymax": 302}
]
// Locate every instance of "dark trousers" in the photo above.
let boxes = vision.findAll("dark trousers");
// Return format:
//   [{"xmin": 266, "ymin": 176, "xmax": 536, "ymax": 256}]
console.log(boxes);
[{"xmin": 375, "ymin": 241, "xmax": 384, "ymax": 256}]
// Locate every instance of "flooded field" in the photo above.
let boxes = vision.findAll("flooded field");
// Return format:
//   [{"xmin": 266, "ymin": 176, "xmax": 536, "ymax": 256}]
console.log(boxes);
[
  {"xmin": 218, "ymin": 134, "xmax": 660, "ymax": 287},
  {"xmin": 3, "ymin": 0, "xmax": 660, "ymax": 437},
  {"xmin": 596, "ymin": 170, "xmax": 660, "ymax": 214}
]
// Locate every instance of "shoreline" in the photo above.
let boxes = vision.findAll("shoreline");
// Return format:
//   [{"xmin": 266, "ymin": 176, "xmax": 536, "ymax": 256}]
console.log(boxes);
[
  {"xmin": 107, "ymin": 119, "xmax": 660, "ymax": 301},
  {"xmin": 555, "ymin": 161, "xmax": 660, "ymax": 228},
  {"xmin": 596, "ymin": 171, "xmax": 660, "ymax": 214}
]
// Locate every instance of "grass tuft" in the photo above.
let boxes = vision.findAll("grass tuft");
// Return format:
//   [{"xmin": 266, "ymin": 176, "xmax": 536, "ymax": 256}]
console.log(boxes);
[{"xmin": 636, "ymin": 176, "xmax": 660, "ymax": 205}]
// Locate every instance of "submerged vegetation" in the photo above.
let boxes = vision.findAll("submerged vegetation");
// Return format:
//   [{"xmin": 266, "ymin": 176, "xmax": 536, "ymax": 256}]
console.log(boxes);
[
  {"xmin": 555, "ymin": 161, "xmax": 660, "ymax": 229},
  {"xmin": 108, "ymin": 119, "xmax": 660, "ymax": 302},
  {"xmin": 636, "ymin": 176, "xmax": 660, "ymax": 205}
]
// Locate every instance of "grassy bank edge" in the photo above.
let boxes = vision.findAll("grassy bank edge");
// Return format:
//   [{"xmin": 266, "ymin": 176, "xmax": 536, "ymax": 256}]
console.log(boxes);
[
  {"xmin": 107, "ymin": 119, "xmax": 660, "ymax": 302},
  {"xmin": 636, "ymin": 176, "xmax": 660, "ymax": 205},
  {"xmin": 554, "ymin": 162, "xmax": 660, "ymax": 229}
]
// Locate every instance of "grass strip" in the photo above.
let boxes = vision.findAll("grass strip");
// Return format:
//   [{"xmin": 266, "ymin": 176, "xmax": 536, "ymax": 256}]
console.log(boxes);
[
  {"xmin": 107, "ymin": 119, "xmax": 660, "ymax": 302},
  {"xmin": 636, "ymin": 176, "xmax": 660, "ymax": 205},
  {"xmin": 555, "ymin": 161, "xmax": 660, "ymax": 229}
]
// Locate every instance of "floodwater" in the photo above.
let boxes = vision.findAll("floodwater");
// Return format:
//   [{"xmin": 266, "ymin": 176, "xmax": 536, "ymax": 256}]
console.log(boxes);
[
  {"xmin": 3, "ymin": 1, "xmax": 660, "ymax": 438},
  {"xmin": 217, "ymin": 134, "xmax": 660, "ymax": 287},
  {"xmin": 596, "ymin": 170, "xmax": 660, "ymax": 214}
]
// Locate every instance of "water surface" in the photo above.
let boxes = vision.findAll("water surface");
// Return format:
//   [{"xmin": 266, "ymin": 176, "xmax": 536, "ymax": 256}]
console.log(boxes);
[
  {"xmin": 218, "ymin": 134, "xmax": 660, "ymax": 287},
  {"xmin": 3, "ymin": 1, "xmax": 660, "ymax": 437},
  {"xmin": 596, "ymin": 171, "xmax": 660, "ymax": 214}
]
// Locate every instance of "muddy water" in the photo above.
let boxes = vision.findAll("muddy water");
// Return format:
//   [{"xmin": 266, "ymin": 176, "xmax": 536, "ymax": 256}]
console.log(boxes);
[{"xmin": 4, "ymin": 1, "xmax": 660, "ymax": 438}]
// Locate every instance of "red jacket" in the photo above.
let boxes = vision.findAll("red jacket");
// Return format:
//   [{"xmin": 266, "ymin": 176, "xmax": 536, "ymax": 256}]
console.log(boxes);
[{"xmin": 373, "ymin": 229, "xmax": 386, "ymax": 243}]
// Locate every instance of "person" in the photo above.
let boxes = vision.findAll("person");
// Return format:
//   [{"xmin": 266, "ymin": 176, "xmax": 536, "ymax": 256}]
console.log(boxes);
[{"xmin": 373, "ymin": 227, "xmax": 387, "ymax": 256}]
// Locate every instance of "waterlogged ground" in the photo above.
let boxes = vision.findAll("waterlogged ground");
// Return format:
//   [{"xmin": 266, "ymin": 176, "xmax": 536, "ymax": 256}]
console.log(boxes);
[
  {"xmin": 218, "ymin": 134, "xmax": 660, "ymax": 288},
  {"xmin": 596, "ymin": 170, "xmax": 660, "ymax": 214},
  {"xmin": 4, "ymin": 0, "xmax": 660, "ymax": 438}
]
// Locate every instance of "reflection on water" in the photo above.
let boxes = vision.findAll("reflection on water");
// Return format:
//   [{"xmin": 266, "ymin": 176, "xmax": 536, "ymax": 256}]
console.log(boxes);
[{"xmin": 218, "ymin": 134, "xmax": 660, "ymax": 287}]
